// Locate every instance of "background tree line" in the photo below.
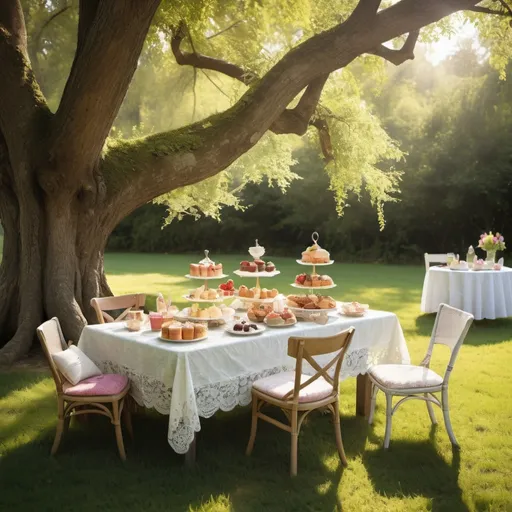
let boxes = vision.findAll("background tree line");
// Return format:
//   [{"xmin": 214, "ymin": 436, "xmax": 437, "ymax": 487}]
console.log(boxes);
[{"xmin": 108, "ymin": 47, "xmax": 512, "ymax": 262}]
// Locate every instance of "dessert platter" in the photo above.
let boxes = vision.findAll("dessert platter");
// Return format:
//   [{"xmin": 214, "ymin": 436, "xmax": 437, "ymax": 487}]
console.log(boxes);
[
  {"xmin": 160, "ymin": 320, "xmax": 208, "ymax": 343},
  {"xmin": 291, "ymin": 232, "xmax": 337, "ymax": 291},
  {"xmin": 176, "ymin": 304, "xmax": 225, "ymax": 322},
  {"xmin": 286, "ymin": 294, "xmax": 337, "ymax": 321},
  {"xmin": 233, "ymin": 240, "xmax": 281, "ymax": 302},
  {"xmin": 264, "ymin": 309, "xmax": 297, "ymax": 327},
  {"xmin": 226, "ymin": 320, "xmax": 265, "ymax": 336},
  {"xmin": 183, "ymin": 284, "xmax": 226, "ymax": 303},
  {"xmin": 339, "ymin": 301, "xmax": 369, "ymax": 317},
  {"xmin": 449, "ymin": 259, "xmax": 469, "ymax": 271},
  {"xmin": 186, "ymin": 250, "xmax": 227, "ymax": 279}
]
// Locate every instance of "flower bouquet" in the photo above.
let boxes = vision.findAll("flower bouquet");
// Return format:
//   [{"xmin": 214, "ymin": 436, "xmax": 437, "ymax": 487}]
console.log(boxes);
[{"xmin": 478, "ymin": 232, "xmax": 505, "ymax": 265}]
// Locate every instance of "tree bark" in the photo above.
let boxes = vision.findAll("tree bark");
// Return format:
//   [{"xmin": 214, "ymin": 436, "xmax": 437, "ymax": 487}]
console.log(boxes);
[{"xmin": 0, "ymin": 0, "xmax": 490, "ymax": 364}]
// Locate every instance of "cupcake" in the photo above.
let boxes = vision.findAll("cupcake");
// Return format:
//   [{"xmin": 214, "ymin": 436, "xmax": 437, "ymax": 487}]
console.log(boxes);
[
  {"xmin": 260, "ymin": 288, "xmax": 268, "ymax": 299},
  {"xmin": 270, "ymin": 288, "xmax": 278, "ymax": 298},
  {"xmin": 207, "ymin": 289, "xmax": 217, "ymax": 300},
  {"xmin": 182, "ymin": 322, "xmax": 195, "ymax": 340},
  {"xmin": 240, "ymin": 260, "xmax": 251, "ymax": 272},
  {"xmin": 200, "ymin": 265, "xmax": 208, "ymax": 277},
  {"xmin": 254, "ymin": 259, "xmax": 265, "ymax": 272},
  {"xmin": 194, "ymin": 323, "xmax": 207, "ymax": 339},
  {"xmin": 265, "ymin": 312, "xmax": 285, "ymax": 326},
  {"xmin": 209, "ymin": 306, "xmax": 222, "ymax": 318},
  {"xmin": 239, "ymin": 285, "xmax": 248, "ymax": 297},
  {"xmin": 167, "ymin": 323, "xmax": 182, "ymax": 341},
  {"xmin": 265, "ymin": 261, "xmax": 276, "ymax": 272},
  {"xmin": 199, "ymin": 309, "xmax": 209, "ymax": 319},
  {"xmin": 214, "ymin": 263, "xmax": 223, "ymax": 276},
  {"xmin": 247, "ymin": 262, "xmax": 257, "ymax": 272},
  {"xmin": 190, "ymin": 264, "xmax": 200, "ymax": 276}
]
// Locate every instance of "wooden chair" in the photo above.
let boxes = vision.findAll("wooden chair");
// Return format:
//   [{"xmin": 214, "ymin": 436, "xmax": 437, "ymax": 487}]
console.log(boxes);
[
  {"xmin": 90, "ymin": 293, "xmax": 146, "ymax": 324},
  {"xmin": 424, "ymin": 253, "xmax": 448, "ymax": 272},
  {"xmin": 368, "ymin": 304, "xmax": 473, "ymax": 449},
  {"xmin": 246, "ymin": 328, "xmax": 355, "ymax": 476},
  {"xmin": 36, "ymin": 318, "xmax": 133, "ymax": 460}
]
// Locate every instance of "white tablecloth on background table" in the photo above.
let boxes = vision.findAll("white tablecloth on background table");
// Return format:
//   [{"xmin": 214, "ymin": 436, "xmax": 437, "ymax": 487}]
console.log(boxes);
[
  {"xmin": 78, "ymin": 309, "xmax": 409, "ymax": 454},
  {"xmin": 421, "ymin": 266, "xmax": 512, "ymax": 320}
]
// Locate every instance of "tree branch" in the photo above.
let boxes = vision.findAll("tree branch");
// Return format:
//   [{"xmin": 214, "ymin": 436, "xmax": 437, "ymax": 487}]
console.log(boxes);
[
  {"xmin": 171, "ymin": 21, "xmax": 258, "ymax": 85},
  {"xmin": 104, "ymin": 0, "xmax": 483, "ymax": 225},
  {"xmin": 367, "ymin": 30, "xmax": 420, "ymax": 65},
  {"xmin": 47, "ymin": 0, "xmax": 161, "ymax": 191},
  {"xmin": 468, "ymin": 5, "xmax": 511, "ymax": 15},
  {"xmin": 206, "ymin": 20, "xmax": 244, "ymax": 40}
]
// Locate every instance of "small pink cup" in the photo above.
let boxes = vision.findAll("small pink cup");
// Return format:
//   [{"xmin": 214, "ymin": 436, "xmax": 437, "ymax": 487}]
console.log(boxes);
[{"xmin": 149, "ymin": 312, "xmax": 164, "ymax": 330}]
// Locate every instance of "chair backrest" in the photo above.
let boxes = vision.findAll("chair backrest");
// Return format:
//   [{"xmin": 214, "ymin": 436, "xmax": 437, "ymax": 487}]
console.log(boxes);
[
  {"xmin": 36, "ymin": 317, "xmax": 68, "ymax": 393},
  {"xmin": 285, "ymin": 328, "xmax": 355, "ymax": 402},
  {"xmin": 424, "ymin": 253, "xmax": 448, "ymax": 272},
  {"xmin": 90, "ymin": 293, "xmax": 146, "ymax": 324},
  {"xmin": 421, "ymin": 303, "xmax": 474, "ymax": 382}
]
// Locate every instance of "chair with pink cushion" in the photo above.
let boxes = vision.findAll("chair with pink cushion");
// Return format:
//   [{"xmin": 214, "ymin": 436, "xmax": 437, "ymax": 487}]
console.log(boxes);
[
  {"xmin": 246, "ymin": 328, "xmax": 355, "ymax": 476},
  {"xmin": 36, "ymin": 318, "xmax": 132, "ymax": 460}
]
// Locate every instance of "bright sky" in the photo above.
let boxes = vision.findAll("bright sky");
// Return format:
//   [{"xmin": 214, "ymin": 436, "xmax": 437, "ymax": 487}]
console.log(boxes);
[{"xmin": 425, "ymin": 22, "xmax": 480, "ymax": 65}]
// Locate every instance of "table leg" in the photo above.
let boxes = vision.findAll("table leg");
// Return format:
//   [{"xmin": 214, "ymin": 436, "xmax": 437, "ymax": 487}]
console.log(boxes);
[
  {"xmin": 356, "ymin": 374, "xmax": 372, "ymax": 417},
  {"xmin": 184, "ymin": 433, "xmax": 197, "ymax": 467}
]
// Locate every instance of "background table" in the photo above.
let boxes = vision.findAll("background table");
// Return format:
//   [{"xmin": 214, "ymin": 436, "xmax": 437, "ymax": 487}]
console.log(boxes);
[
  {"xmin": 421, "ymin": 266, "xmax": 512, "ymax": 320},
  {"xmin": 78, "ymin": 309, "xmax": 409, "ymax": 455}
]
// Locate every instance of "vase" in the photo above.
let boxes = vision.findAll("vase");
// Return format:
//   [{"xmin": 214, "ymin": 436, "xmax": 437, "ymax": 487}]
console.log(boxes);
[{"xmin": 485, "ymin": 250, "xmax": 496, "ymax": 265}]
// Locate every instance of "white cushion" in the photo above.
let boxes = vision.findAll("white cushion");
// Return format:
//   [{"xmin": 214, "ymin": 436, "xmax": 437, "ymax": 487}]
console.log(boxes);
[
  {"xmin": 369, "ymin": 364, "xmax": 443, "ymax": 390},
  {"xmin": 253, "ymin": 371, "xmax": 333, "ymax": 403},
  {"xmin": 52, "ymin": 345, "xmax": 102, "ymax": 386}
]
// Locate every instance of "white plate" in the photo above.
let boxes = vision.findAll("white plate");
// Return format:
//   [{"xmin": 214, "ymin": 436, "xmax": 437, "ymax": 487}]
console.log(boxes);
[
  {"xmin": 182, "ymin": 294, "xmax": 226, "ymax": 303},
  {"xmin": 449, "ymin": 268, "xmax": 468, "ymax": 271},
  {"xmin": 287, "ymin": 305, "xmax": 337, "ymax": 314},
  {"xmin": 340, "ymin": 311, "xmax": 366, "ymax": 318},
  {"xmin": 233, "ymin": 270, "xmax": 280, "ymax": 278},
  {"xmin": 176, "ymin": 314, "xmax": 224, "ymax": 322},
  {"xmin": 296, "ymin": 260, "xmax": 334, "ymax": 266},
  {"xmin": 264, "ymin": 320, "xmax": 297, "ymax": 328},
  {"xmin": 237, "ymin": 295, "xmax": 278, "ymax": 303},
  {"xmin": 184, "ymin": 274, "xmax": 229, "ymax": 280},
  {"xmin": 290, "ymin": 283, "xmax": 337, "ymax": 290},
  {"xmin": 226, "ymin": 325, "xmax": 265, "ymax": 336},
  {"xmin": 159, "ymin": 334, "xmax": 208, "ymax": 343}
]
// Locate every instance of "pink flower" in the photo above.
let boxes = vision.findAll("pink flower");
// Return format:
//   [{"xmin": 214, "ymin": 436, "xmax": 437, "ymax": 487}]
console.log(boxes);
[
  {"xmin": 499, "ymin": 236, "xmax": 504, "ymax": 242},
  {"xmin": 480, "ymin": 234, "xmax": 486, "ymax": 239},
  {"xmin": 493, "ymin": 237, "xmax": 498, "ymax": 243}
]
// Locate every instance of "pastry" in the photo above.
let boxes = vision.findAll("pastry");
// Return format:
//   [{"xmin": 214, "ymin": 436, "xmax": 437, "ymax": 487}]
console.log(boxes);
[
  {"xmin": 265, "ymin": 312, "xmax": 285, "ymax": 326},
  {"xmin": 194, "ymin": 323, "xmax": 207, "ymax": 338},
  {"xmin": 190, "ymin": 264, "xmax": 200, "ymax": 277},
  {"xmin": 312, "ymin": 277, "xmax": 322, "ymax": 287},
  {"xmin": 321, "ymin": 275, "xmax": 333, "ymax": 286},
  {"xmin": 301, "ymin": 243, "xmax": 330, "ymax": 264},
  {"xmin": 239, "ymin": 285, "xmax": 248, "ymax": 297},
  {"xmin": 246, "ymin": 288, "xmax": 255, "ymax": 299},
  {"xmin": 240, "ymin": 260, "xmax": 251, "ymax": 272},
  {"xmin": 209, "ymin": 306, "xmax": 222, "ymax": 318},
  {"xmin": 199, "ymin": 309, "xmax": 209, "ymax": 319},
  {"xmin": 270, "ymin": 288, "xmax": 278, "ymax": 298},
  {"xmin": 260, "ymin": 288, "xmax": 268, "ymax": 299},
  {"xmin": 207, "ymin": 265, "xmax": 215, "ymax": 277},
  {"xmin": 253, "ymin": 287, "xmax": 261, "ymax": 299},
  {"xmin": 182, "ymin": 322, "xmax": 194, "ymax": 340},
  {"xmin": 167, "ymin": 323, "xmax": 182, "ymax": 341},
  {"xmin": 200, "ymin": 264, "xmax": 208, "ymax": 277},
  {"xmin": 190, "ymin": 304, "xmax": 200, "ymax": 318},
  {"xmin": 214, "ymin": 263, "xmax": 223, "ymax": 276},
  {"xmin": 219, "ymin": 279, "xmax": 235, "ymax": 296},
  {"xmin": 254, "ymin": 259, "xmax": 265, "ymax": 272},
  {"xmin": 233, "ymin": 323, "xmax": 244, "ymax": 331},
  {"xmin": 265, "ymin": 261, "xmax": 276, "ymax": 272},
  {"xmin": 247, "ymin": 262, "xmax": 257, "ymax": 272}
]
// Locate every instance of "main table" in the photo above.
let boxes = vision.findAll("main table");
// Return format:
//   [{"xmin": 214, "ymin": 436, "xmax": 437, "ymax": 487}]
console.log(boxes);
[
  {"xmin": 421, "ymin": 266, "xmax": 512, "ymax": 320},
  {"xmin": 78, "ymin": 309, "xmax": 409, "ymax": 455}
]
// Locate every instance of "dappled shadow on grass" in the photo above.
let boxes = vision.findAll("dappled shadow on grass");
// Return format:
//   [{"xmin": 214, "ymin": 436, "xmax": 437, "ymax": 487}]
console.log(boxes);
[
  {"xmin": 0, "ymin": 397, "xmax": 349, "ymax": 512},
  {"xmin": 362, "ymin": 431, "xmax": 467, "ymax": 512},
  {"xmin": 415, "ymin": 314, "xmax": 512, "ymax": 346}
]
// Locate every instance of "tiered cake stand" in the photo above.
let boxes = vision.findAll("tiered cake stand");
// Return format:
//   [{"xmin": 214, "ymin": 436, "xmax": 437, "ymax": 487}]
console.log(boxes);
[
  {"xmin": 290, "ymin": 232, "xmax": 336, "ymax": 293},
  {"xmin": 233, "ymin": 240, "xmax": 280, "ymax": 306},
  {"xmin": 183, "ymin": 250, "xmax": 229, "ymax": 305}
]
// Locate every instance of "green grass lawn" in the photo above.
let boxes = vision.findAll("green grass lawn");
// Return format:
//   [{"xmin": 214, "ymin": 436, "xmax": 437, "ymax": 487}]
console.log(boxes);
[{"xmin": 1, "ymin": 253, "xmax": 511, "ymax": 511}]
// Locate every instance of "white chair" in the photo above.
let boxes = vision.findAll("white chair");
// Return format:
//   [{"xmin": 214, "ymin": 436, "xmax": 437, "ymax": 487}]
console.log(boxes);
[
  {"xmin": 368, "ymin": 304, "xmax": 473, "ymax": 449},
  {"xmin": 424, "ymin": 253, "xmax": 448, "ymax": 272}
]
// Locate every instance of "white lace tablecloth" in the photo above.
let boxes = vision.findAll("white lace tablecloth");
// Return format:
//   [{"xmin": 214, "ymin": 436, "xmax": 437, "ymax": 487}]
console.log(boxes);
[
  {"xmin": 421, "ymin": 266, "xmax": 512, "ymax": 320},
  {"xmin": 78, "ymin": 309, "xmax": 408, "ymax": 454}
]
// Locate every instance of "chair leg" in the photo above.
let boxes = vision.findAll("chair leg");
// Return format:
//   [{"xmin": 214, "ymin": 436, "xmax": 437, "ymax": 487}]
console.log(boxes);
[
  {"xmin": 383, "ymin": 393, "xmax": 393, "ymax": 449},
  {"xmin": 333, "ymin": 399, "xmax": 348, "ymax": 467},
  {"xmin": 425, "ymin": 393, "xmax": 437, "ymax": 425},
  {"xmin": 368, "ymin": 384, "xmax": 379, "ymax": 425},
  {"xmin": 123, "ymin": 397, "xmax": 134, "ymax": 441},
  {"xmin": 246, "ymin": 394, "xmax": 259, "ymax": 456},
  {"xmin": 112, "ymin": 400, "xmax": 127, "ymax": 461},
  {"xmin": 441, "ymin": 387, "xmax": 459, "ymax": 448},
  {"xmin": 51, "ymin": 397, "xmax": 66, "ymax": 455},
  {"xmin": 290, "ymin": 407, "xmax": 298, "ymax": 477}
]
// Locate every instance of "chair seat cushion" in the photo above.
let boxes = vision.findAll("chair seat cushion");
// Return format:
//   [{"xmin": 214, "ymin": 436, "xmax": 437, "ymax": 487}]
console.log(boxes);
[
  {"xmin": 369, "ymin": 364, "xmax": 443, "ymax": 390},
  {"xmin": 63, "ymin": 374, "xmax": 129, "ymax": 396},
  {"xmin": 253, "ymin": 371, "xmax": 333, "ymax": 403}
]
